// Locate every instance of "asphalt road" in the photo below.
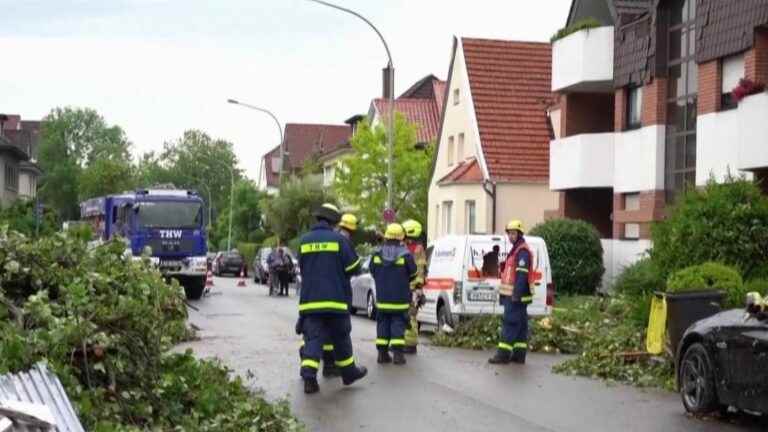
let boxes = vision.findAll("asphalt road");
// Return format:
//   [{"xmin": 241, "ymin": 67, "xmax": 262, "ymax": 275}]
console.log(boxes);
[{"xmin": 179, "ymin": 277, "xmax": 765, "ymax": 432}]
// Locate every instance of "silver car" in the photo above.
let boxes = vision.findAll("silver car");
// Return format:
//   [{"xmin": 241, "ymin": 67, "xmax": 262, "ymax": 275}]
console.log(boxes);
[{"xmin": 350, "ymin": 256, "xmax": 377, "ymax": 320}]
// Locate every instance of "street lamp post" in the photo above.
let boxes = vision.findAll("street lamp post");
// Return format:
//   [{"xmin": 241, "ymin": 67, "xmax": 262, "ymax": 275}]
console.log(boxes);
[
  {"xmin": 227, "ymin": 99, "xmax": 285, "ymax": 184},
  {"xmin": 305, "ymin": 0, "xmax": 395, "ymax": 216}
]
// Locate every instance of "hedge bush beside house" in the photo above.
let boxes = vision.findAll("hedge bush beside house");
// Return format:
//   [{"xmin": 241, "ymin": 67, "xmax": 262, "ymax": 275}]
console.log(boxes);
[
  {"xmin": 651, "ymin": 177, "xmax": 768, "ymax": 280},
  {"xmin": 613, "ymin": 257, "xmax": 665, "ymax": 326},
  {"xmin": 530, "ymin": 218, "xmax": 604, "ymax": 295},
  {"xmin": 666, "ymin": 262, "xmax": 745, "ymax": 309}
]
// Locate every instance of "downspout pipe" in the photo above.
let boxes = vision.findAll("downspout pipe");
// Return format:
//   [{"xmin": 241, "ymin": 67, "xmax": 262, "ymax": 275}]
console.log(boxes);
[{"xmin": 482, "ymin": 180, "xmax": 497, "ymax": 234}]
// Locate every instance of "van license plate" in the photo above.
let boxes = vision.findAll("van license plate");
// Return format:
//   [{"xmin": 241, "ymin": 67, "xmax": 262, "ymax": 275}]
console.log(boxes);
[{"xmin": 468, "ymin": 291, "xmax": 497, "ymax": 302}]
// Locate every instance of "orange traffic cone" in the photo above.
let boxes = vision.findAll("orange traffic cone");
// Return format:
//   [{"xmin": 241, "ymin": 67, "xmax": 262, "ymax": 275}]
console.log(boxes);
[
  {"xmin": 237, "ymin": 268, "xmax": 246, "ymax": 287},
  {"xmin": 206, "ymin": 270, "xmax": 214, "ymax": 287}
]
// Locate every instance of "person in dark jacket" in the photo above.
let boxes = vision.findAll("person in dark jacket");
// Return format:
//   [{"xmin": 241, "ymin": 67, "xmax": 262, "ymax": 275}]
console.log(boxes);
[
  {"xmin": 370, "ymin": 223, "xmax": 417, "ymax": 366},
  {"xmin": 489, "ymin": 220, "xmax": 533, "ymax": 365},
  {"xmin": 296, "ymin": 203, "xmax": 367, "ymax": 394}
]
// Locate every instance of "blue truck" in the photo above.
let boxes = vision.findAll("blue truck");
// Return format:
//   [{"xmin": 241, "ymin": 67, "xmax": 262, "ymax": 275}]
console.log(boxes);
[{"xmin": 80, "ymin": 188, "xmax": 209, "ymax": 299}]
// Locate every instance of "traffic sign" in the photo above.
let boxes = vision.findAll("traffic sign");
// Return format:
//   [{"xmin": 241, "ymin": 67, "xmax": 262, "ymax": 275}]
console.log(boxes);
[{"xmin": 382, "ymin": 208, "xmax": 396, "ymax": 223}]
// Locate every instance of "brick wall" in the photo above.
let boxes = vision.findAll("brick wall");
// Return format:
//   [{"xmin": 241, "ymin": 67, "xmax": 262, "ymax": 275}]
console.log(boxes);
[
  {"xmin": 641, "ymin": 78, "xmax": 667, "ymax": 126},
  {"xmin": 612, "ymin": 190, "xmax": 666, "ymax": 240},
  {"xmin": 698, "ymin": 60, "xmax": 722, "ymax": 115},
  {"xmin": 560, "ymin": 93, "xmax": 615, "ymax": 137},
  {"xmin": 614, "ymin": 88, "xmax": 627, "ymax": 131},
  {"xmin": 746, "ymin": 28, "xmax": 768, "ymax": 84}
]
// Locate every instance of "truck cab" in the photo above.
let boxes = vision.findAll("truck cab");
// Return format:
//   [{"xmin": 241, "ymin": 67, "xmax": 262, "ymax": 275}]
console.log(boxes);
[{"xmin": 81, "ymin": 189, "xmax": 209, "ymax": 299}]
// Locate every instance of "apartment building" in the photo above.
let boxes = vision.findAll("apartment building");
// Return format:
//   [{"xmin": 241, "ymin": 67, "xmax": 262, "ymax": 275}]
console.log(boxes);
[{"xmin": 549, "ymin": 0, "xmax": 768, "ymax": 284}]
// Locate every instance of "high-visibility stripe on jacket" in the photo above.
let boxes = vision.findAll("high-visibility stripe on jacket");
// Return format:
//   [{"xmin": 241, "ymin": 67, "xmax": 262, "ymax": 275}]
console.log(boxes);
[
  {"xmin": 298, "ymin": 222, "xmax": 361, "ymax": 315},
  {"xmin": 370, "ymin": 243, "xmax": 417, "ymax": 312}
]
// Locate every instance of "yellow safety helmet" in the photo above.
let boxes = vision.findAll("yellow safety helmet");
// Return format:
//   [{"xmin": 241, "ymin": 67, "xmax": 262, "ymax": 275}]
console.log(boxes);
[
  {"xmin": 402, "ymin": 219, "xmax": 422, "ymax": 239},
  {"xmin": 505, "ymin": 219, "xmax": 525, "ymax": 234},
  {"xmin": 384, "ymin": 223, "xmax": 405, "ymax": 241},
  {"xmin": 338, "ymin": 213, "xmax": 358, "ymax": 232}
]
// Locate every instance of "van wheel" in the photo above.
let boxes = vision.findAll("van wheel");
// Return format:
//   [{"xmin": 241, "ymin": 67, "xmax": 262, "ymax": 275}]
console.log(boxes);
[{"xmin": 367, "ymin": 292, "xmax": 377, "ymax": 320}]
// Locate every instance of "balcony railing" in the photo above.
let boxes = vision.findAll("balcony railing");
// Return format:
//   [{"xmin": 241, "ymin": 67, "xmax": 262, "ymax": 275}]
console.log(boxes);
[
  {"xmin": 550, "ymin": 132, "xmax": 615, "ymax": 190},
  {"xmin": 551, "ymin": 26, "xmax": 614, "ymax": 93}
]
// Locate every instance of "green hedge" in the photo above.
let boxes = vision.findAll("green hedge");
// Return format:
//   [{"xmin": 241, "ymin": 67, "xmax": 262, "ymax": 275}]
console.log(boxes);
[
  {"xmin": 666, "ymin": 262, "xmax": 745, "ymax": 308},
  {"xmin": 530, "ymin": 218, "xmax": 605, "ymax": 295},
  {"xmin": 651, "ymin": 177, "xmax": 768, "ymax": 280},
  {"xmin": 613, "ymin": 258, "xmax": 665, "ymax": 326},
  {"xmin": 550, "ymin": 17, "xmax": 602, "ymax": 42}
]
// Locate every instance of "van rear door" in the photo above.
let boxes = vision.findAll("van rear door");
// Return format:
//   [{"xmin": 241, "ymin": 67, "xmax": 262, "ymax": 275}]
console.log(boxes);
[
  {"xmin": 524, "ymin": 236, "xmax": 552, "ymax": 316},
  {"xmin": 459, "ymin": 235, "xmax": 507, "ymax": 314}
]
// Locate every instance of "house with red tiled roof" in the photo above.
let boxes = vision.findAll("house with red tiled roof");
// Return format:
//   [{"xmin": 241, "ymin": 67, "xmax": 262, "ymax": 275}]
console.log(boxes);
[
  {"xmin": 318, "ymin": 74, "xmax": 446, "ymax": 188},
  {"xmin": 427, "ymin": 37, "xmax": 558, "ymax": 243},
  {"xmin": 0, "ymin": 114, "xmax": 42, "ymax": 206},
  {"xmin": 258, "ymin": 123, "xmax": 351, "ymax": 194}
]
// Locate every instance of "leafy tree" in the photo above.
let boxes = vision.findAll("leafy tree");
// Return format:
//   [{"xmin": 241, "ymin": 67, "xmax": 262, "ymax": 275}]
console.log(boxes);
[
  {"xmin": 38, "ymin": 107, "xmax": 133, "ymax": 219},
  {"xmin": 213, "ymin": 179, "xmax": 267, "ymax": 250},
  {"xmin": 156, "ymin": 130, "xmax": 243, "ymax": 218},
  {"xmin": 333, "ymin": 115, "xmax": 433, "ymax": 229},
  {"xmin": 78, "ymin": 158, "xmax": 136, "ymax": 201},
  {"xmin": 260, "ymin": 176, "xmax": 337, "ymax": 243}
]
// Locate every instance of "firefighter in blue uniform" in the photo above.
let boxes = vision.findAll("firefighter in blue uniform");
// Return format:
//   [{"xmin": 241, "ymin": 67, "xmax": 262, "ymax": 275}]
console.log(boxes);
[
  {"xmin": 489, "ymin": 219, "xmax": 533, "ymax": 365},
  {"xmin": 297, "ymin": 203, "xmax": 367, "ymax": 394},
  {"xmin": 369, "ymin": 223, "xmax": 417, "ymax": 365}
]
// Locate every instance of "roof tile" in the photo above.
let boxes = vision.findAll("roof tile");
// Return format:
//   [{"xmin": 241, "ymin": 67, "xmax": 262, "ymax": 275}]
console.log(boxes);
[{"xmin": 462, "ymin": 38, "xmax": 553, "ymax": 182}]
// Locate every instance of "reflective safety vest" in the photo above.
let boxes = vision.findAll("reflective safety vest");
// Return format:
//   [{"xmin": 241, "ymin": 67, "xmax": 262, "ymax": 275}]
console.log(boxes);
[
  {"xmin": 406, "ymin": 242, "xmax": 427, "ymax": 290},
  {"xmin": 499, "ymin": 242, "xmax": 534, "ymax": 304},
  {"xmin": 298, "ymin": 223, "xmax": 361, "ymax": 315}
]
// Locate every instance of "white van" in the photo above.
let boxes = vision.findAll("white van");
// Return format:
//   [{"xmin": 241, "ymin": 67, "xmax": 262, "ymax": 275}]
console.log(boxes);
[{"xmin": 417, "ymin": 234, "xmax": 554, "ymax": 329}]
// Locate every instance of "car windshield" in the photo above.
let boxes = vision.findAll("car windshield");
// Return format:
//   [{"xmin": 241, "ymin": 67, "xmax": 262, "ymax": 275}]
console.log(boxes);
[{"xmin": 136, "ymin": 201, "xmax": 202, "ymax": 229}]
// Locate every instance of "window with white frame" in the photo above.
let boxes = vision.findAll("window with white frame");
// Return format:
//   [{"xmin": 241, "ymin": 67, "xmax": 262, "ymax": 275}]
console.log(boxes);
[
  {"xmin": 458, "ymin": 133, "xmax": 465, "ymax": 162},
  {"xmin": 453, "ymin": 88, "xmax": 460, "ymax": 105},
  {"xmin": 465, "ymin": 200, "xmax": 476, "ymax": 234},
  {"xmin": 447, "ymin": 136, "xmax": 455, "ymax": 166},
  {"xmin": 624, "ymin": 223, "xmax": 640, "ymax": 240},
  {"xmin": 442, "ymin": 201, "xmax": 453, "ymax": 235},
  {"xmin": 721, "ymin": 53, "xmax": 744, "ymax": 110},
  {"xmin": 623, "ymin": 193, "xmax": 641, "ymax": 211}
]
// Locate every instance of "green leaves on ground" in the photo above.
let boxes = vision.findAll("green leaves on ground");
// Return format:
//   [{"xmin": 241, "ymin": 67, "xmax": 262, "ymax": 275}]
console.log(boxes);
[
  {"xmin": 0, "ymin": 228, "xmax": 302, "ymax": 430},
  {"xmin": 431, "ymin": 295, "xmax": 674, "ymax": 390}
]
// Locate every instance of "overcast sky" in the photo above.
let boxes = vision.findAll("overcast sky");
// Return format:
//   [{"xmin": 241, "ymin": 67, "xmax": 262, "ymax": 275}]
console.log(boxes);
[{"xmin": 1, "ymin": 0, "xmax": 570, "ymax": 179}]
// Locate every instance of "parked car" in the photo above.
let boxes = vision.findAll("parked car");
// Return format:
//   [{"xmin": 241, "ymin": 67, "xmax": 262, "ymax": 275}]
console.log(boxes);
[
  {"xmin": 206, "ymin": 252, "xmax": 217, "ymax": 271},
  {"xmin": 215, "ymin": 250, "xmax": 247, "ymax": 277},
  {"xmin": 210, "ymin": 252, "xmax": 224, "ymax": 275},
  {"xmin": 676, "ymin": 305, "xmax": 768, "ymax": 416},
  {"xmin": 253, "ymin": 248, "xmax": 271, "ymax": 284},
  {"xmin": 418, "ymin": 234, "xmax": 554, "ymax": 330},
  {"xmin": 350, "ymin": 256, "xmax": 376, "ymax": 320}
]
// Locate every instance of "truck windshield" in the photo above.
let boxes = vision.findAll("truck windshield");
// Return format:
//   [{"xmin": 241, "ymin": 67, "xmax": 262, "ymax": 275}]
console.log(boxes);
[{"xmin": 136, "ymin": 201, "xmax": 203, "ymax": 229}]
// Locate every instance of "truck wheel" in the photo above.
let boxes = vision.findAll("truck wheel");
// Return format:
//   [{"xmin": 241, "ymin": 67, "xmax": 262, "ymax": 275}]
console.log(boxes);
[{"xmin": 184, "ymin": 277, "xmax": 205, "ymax": 300}]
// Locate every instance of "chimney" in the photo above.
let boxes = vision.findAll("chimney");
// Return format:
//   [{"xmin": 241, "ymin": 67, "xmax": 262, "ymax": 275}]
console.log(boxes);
[{"xmin": 382, "ymin": 65, "xmax": 395, "ymax": 99}]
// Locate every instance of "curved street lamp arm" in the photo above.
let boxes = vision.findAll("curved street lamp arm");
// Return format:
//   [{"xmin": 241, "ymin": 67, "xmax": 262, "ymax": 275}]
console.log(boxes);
[{"xmin": 305, "ymin": 0, "xmax": 393, "ymax": 66}]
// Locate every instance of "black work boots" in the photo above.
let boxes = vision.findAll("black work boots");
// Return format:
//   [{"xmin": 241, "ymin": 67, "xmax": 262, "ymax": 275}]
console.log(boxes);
[
  {"xmin": 304, "ymin": 378, "xmax": 320, "ymax": 394},
  {"xmin": 488, "ymin": 350, "xmax": 512, "ymax": 365},
  {"xmin": 377, "ymin": 350, "xmax": 392, "ymax": 364},
  {"xmin": 342, "ymin": 366, "xmax": 368, "ymax": 386},
  {"xmin": 392, "ymin": 350, "xmax": 406, "ymax": 365},
  {"xmin": 322, "ymin": 364, "xmax": 341, "ymax": 378}
]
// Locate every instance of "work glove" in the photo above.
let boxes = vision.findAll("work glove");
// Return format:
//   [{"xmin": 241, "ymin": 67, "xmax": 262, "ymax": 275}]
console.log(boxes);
[{"xmin": 295, "ymin": 316, "xmax": 304, "ymax": 335}]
